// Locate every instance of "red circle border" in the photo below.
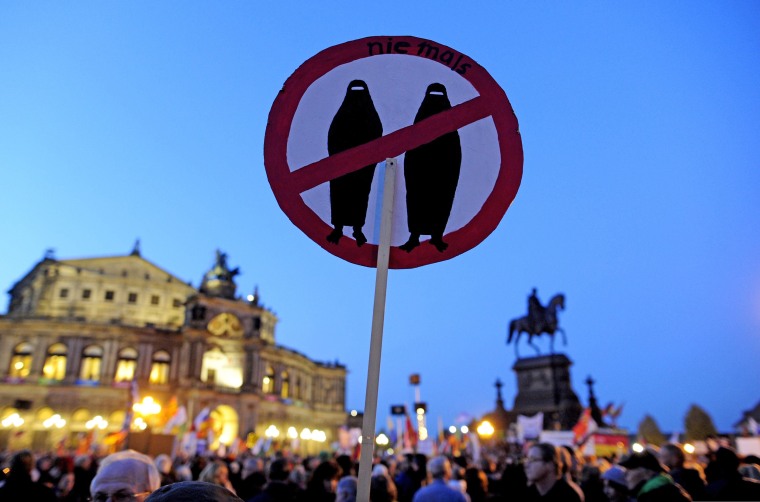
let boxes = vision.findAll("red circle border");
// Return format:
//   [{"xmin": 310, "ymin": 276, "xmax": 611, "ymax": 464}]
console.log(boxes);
[{"xmin": 264, "ymin": 36, "xmax": 523, "ymax": 269}]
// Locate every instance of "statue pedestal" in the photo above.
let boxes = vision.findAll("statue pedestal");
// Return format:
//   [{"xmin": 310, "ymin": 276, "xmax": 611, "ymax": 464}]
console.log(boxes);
[{"xmin": 512, "ymin": 354, "xmax": 582, "ymax": 430}]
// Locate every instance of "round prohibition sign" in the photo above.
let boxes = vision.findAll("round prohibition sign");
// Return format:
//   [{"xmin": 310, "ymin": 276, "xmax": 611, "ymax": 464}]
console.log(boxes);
[{"xmin": 264, "ymin": 36, "xmax": 523, "ymax": 269}]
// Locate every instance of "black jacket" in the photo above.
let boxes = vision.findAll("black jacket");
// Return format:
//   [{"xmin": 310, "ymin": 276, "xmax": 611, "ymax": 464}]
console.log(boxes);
[{"xmin": 704, "ymin": 474, "xmax": 760, "ymax": 501}]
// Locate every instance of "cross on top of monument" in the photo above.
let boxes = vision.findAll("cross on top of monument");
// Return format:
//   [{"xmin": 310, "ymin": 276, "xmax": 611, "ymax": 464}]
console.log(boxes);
[
  {"xmin": 585, "ymin": 375, "xmax": 596, "ymax": 398},
  {"xmin": 495, "ymin": 378, "xmax": 505, "ymax": 409},
  {"xmin": 585, "ymin": 375, "xmax": 609, "ymax": 428}
]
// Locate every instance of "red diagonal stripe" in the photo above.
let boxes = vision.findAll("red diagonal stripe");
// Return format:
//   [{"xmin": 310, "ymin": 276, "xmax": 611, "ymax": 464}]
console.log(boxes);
[{"xmin": 288, "ymin": 95, "xmax": 491, "ymax": 194}]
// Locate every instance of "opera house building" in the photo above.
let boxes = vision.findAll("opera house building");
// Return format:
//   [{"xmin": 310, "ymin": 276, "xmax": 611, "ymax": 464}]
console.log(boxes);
[{"xmin": 0, "ymin": 246, "xmax": 347, "ymax": 454}]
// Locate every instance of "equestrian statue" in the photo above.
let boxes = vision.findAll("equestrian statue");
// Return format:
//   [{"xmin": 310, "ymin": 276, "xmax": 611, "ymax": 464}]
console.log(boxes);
[{"xmin": 507, "ymin": 289, "xmax": 566, "ymax": 358}]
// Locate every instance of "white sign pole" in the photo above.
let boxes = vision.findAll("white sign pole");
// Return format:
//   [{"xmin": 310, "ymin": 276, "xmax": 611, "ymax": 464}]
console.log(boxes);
[{"xmin": 357, "ymin": 158, "xmax": 397, "ymax": 501}]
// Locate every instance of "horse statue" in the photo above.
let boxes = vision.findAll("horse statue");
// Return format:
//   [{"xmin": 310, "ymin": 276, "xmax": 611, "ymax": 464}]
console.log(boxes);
[{"xmin": 507, "ymin": 292, "xmax": 566, "ymax": 358}]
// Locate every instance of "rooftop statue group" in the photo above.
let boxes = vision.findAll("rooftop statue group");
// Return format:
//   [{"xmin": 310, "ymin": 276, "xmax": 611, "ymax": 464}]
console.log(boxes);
[{"xmin": 507, "ymin": 288, "xmax": 566, "ymax": 358}]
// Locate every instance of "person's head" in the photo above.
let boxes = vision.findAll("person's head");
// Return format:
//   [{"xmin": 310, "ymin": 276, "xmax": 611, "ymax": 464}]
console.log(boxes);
[
  {"xmin": 524, "ymin": 443, "xmax": 560, "ymax": 485},
  {"xmin": 145, "ymin": 481, "xmax": 243, "ymax": 502},
  {"xmin": 601, "ymin": 466, "xmax": 629, "ymax": 502},
  {"xmin": 370, "ymin": 474, "xmax": 396, "ymax": 502},
  {"xmin": 90, "ymin": 450, "xmax": 161, "ymax": 502},
  {"xmin": 372, "ymin": 463, "xmax": 389, "ymax": 478},
  {"xmin": 7, "ymin": 450, "xmax": 35, "ymax": 481},
  {"xmin": 288, "ymin": 463, "xmax": 307, "ymax": 488},
  {"xmin": 335, "ymin": 475, "xmax": 357, "ymax": 502},
  {"xmin": 739, "ymin": 463, "xmax": 760, "ymax": 481},
  {"xmin": 198, "ymin": 460, "xmax": 230, "ymax": 487},
  {"xmin": 619, "ymin": 450, "xmax": 666, "ymax": 491},
  {"xmin": 75, "ymin": 454, "xmax": 93, "ymax": 470},
  {"xmin": 560, "ymin": 445, "xmax": 582, "ymax": 479},
  {"xmin": 335, "ymin": 454, "xmax": 355, "ymax": 478},
  {"xmin": 464, "ymin": 466, "xmax": 488, "ymax": 495},
  {"xmin": 37, "ymin": 454, "xmax": 54, "ymax": 473},
  {"xmin": 705, "ymin": 446, "xmax": 742, "ymax": 481},
  {"xmin": 154, "ymin": 454, "xmax": 172, "ymax": 476},
  {"xmin": 659, "ymin": 443, "xmax": 686, "ymax": 470},
  {"xmin": 309, "ymin": 459, "xmax": 342, "ymax": 493},
  {"xmin": 427, "ymin": 456, "xmax": 452, "ymax": 481},
  {"xmin": 241, "ymin": 457, "xmax": 263, "ymax": 480},
  {"xmin": 268, "ymin": 458, "xmax": 291, "ymax": 482}
]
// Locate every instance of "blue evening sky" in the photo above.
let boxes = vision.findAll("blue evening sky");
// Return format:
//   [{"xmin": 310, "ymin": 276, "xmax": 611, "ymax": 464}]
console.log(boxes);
[{"xmin": 1, "ymin": 2, "xmax": 759, "ymax": 434}]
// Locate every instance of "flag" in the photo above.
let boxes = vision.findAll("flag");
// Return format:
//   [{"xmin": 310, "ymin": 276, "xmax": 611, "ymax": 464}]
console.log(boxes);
[
  {"xmin": 387, "ymin": 416, "xmax": 397, "ymax": 446},
  {"xmin": 607, "ymin": 403, "xmax": 624, "ymax": 426},
  {"xmin": 469, "ymin": 432, "xmax": 482, "ymax": 463},
  {"xmin": 434, "ymin": 417, "xmax": 444, "ymax": 456},
  {"xmin": 572, "ymin": 408, "xmax": 598, "ymax": 445},
  {"xmin": 338, "ymin": 426, "xmax": 351, "ymax": 451},
  {"xmin": 121, "ymin": 379, "xmax": 139, "ymax": 433},
  {"xmin": 163, "ymin": 405, "xmax": 188, "ymax": 434},
  {"xmin": 193, "ymin": 407, "xmax": 212, "ymax": 437},
  {"xmin": 160, "ymin": 397, "xmax": 178, "ymax": 428},
  {"xmin": 404, "ymin": 411, "xmax": 418, "ymax": 450},
  {"xmin": 351, "ymin": 440, "xmax": 361, "ymax": 462},
  {"xmin": 76, "ymin": 430, "xmax": 94, "ymax": 455},
  {"xmin": 251, "ymin": 437, "xmax": 265, "ymax": 455}
]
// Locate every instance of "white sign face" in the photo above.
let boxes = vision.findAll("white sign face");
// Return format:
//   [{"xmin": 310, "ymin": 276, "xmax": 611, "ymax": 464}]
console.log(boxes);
[
  {"xmin": 265, "ymin": 36, "xmax": 522, "ymax": 269},
  {"xmin": 288, "ymin": 55, "xmax": 501, "ymax": 247}
]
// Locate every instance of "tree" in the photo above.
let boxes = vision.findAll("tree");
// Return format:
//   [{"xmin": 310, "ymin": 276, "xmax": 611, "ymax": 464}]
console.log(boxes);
[
  {"xmin": 684, "ymin": 404, "xmax": 718, "ymax": 441},
  {"xmin": 638, "ymin": 414, "xmax": 666, "ymax": 446}
]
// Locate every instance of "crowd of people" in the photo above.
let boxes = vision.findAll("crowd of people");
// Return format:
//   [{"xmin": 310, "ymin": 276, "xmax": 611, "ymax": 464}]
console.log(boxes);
[{"xmin": 0, "ymin": 440, "xmax": 759, "ymax": 501}]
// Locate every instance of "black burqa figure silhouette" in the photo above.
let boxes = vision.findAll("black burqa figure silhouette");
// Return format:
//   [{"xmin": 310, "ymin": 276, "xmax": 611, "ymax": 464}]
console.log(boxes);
[
  {"xmin": 400, "ymin": 83, "xmax": 462, "ymax": 252},
  {"xmin": 326, "ymin": 80, "xmax": 383, "ymax": 246}
]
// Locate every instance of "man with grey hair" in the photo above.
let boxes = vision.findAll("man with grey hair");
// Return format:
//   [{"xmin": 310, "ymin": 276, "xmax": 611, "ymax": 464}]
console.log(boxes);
[
  {"xmin": 412, "ymin": 456, "xmax": 468, "ymax": 502},
  {"xmin": 90, "ymin": 449, "xmax": 161, "ymax": 502}
]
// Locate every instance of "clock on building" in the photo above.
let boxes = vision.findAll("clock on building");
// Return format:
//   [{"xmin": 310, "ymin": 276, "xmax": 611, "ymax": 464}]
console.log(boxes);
[{"xmin": 207, "ymin": 312, "xmax": 244, "ymax": 337}]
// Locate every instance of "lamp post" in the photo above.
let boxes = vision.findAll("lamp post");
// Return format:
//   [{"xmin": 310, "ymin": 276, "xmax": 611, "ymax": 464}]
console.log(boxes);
[
  {"xmin": 477, "ymin": 420, "xmax": 495, "ymax": 439},
  {"xmin": 133, "ymin": 396, "xmax": 162, "ymax": 431},
  {"xmin": 409, "ymin": 374, "xmax": 427, "ymax": 443}
]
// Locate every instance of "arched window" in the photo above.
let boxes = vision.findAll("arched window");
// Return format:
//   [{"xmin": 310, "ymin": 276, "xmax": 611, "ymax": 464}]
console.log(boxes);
[
  {"xmin": 43, "ymin": 343, "xmax": 68, "ymax": 381},
  {"xmin": 149, "ymin": 350, "xmax": 171, "ymax": 384},
  {"xmin": 115, "ymin": 347, "xmax": 138, "ymax": 382},
  {"xmin": 79, "ymin": 345, "xmax": 103, "ymax": 381},
  {"xmin": 295, "ymin": 376, "xmax": 302, "ymax": 400},
  {"xmin": 9, "ymin": 342, "xmax": 33, "ymax": 378},
  {"xmin": 262, "ymin": 365, "xmax": 275, "ymax": 394},
  {"xmin": 281, "ymin": 371, "xmax": 290, "ymax": 398}
]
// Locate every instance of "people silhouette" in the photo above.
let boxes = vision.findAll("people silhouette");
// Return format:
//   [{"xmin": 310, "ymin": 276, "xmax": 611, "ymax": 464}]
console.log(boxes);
[
  {"xmin": 326, "ymin": 80, "xmax": 383, "ymax": 246},
  {"xmin": 400, "ymin": 83, "xmax": 462, "ymax": 253}
]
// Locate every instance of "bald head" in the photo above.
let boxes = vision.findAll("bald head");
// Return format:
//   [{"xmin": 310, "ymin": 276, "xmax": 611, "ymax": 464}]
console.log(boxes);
[{"xmin": 91, "ymin": 450, "xmax": 160, "ymax": 500}]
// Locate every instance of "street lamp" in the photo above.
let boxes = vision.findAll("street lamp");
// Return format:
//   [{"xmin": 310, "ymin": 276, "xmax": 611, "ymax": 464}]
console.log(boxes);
[
  {"xmin": 133, "ymin": 396, "xmax": 161, "ymax": 416},
  {"xmin": 1, "ymin": 413, "xmax": 24, "ymax": 428},
  {"xmin": 43, "ymin": 414, "xmax": 66, "ymax": 429},
  {"xmin": 477, "ymin": 420, "xmax": 494, "ymax": 438},
  {"xmin": 132, "ymin": 396, "xmax": 162, "ymax": 430},
  {"xmin": 86, "ymin": 415, "xmax": 108, "ymax": 430}
]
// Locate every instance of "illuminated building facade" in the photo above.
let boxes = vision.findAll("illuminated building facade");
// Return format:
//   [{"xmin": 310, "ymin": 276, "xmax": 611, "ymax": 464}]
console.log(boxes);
[{"xmin": 0, "ymin": 246, "xmax": 347, "ymax": 453}]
